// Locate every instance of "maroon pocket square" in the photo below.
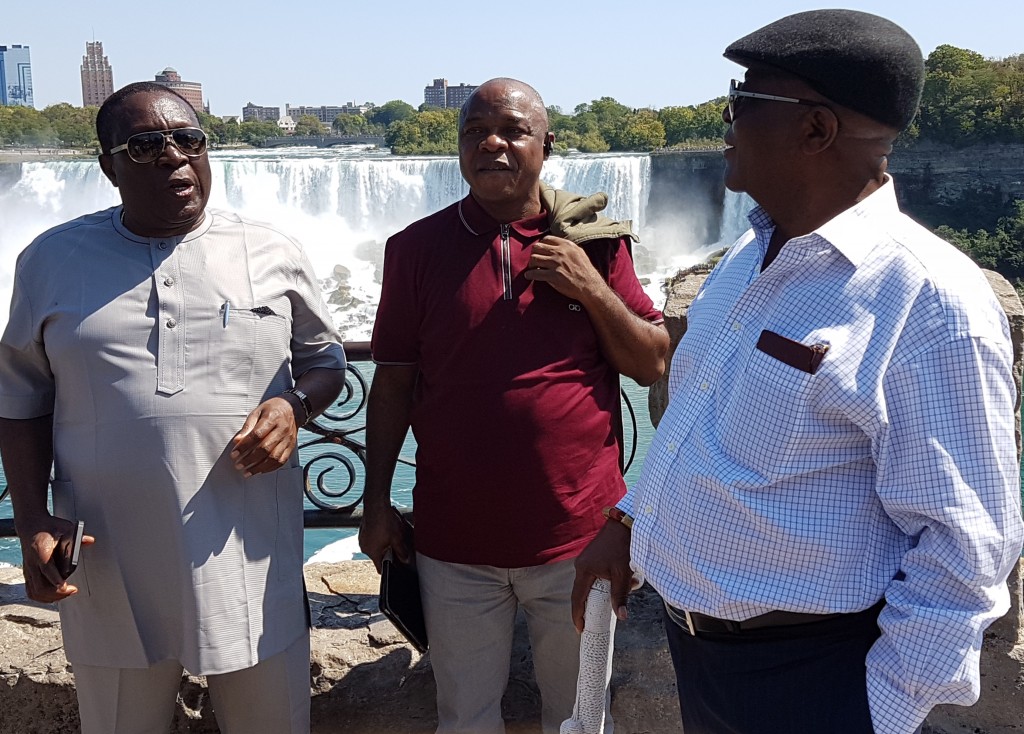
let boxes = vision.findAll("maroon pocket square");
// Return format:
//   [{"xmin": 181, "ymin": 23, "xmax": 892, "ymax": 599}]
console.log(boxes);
[{"xmin": 756, "ymin": 330, "xmax": 829, "ymax": 374}]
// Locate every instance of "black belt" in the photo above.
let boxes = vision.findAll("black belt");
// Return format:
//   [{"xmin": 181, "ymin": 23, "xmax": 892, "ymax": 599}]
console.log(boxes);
[{"xmin": 665, "ymin": 602, "xmax": 856, "ymax": 637}]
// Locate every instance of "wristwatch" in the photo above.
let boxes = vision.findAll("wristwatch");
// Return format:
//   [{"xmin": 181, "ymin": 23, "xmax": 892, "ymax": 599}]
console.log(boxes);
[
  {"xmin": 602, "ymin": 505, "xmax": 634, "ymax": 530},
  {"xmin": 283, "ymin": 387, "xmax": 314, "ymax": 426}
]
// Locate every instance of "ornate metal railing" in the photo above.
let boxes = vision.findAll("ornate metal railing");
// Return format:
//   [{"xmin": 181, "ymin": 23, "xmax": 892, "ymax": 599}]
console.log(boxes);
[{"xmin": 0, "ymin": 340, "xmax": 636, "ymax": 537}]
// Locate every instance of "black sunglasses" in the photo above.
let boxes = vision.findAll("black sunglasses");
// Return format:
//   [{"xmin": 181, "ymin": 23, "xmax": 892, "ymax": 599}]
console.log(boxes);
[
  {"xmin": 109, "ymin": 127, "xmax": 208, "ymax": 164},
  {"xmin": 727, "ymin": 79, "xmax": 823, "ymax": 120}
]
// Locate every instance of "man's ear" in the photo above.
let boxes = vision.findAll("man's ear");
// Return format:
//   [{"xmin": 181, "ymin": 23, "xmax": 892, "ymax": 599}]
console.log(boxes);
[
  {"xmin": 543, "ymin": 132, "xmax": 554, "ymax": 157},
  {"xmin": 98, "ymin": 153, "xmax": 119, "ymax": 187},
  {"xmin": 800, "ymin": 106, "xmax": 839, "ymax": 155}
]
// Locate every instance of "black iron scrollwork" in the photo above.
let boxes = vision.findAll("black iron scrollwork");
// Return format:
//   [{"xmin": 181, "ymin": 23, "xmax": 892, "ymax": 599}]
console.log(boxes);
[{"xmin": 298, "ymin": 363, "xmax": 371, "ymax": 513}]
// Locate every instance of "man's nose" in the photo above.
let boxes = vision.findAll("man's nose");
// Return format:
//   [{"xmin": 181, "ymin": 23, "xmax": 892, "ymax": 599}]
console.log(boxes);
[
  {"xmin": 157, "ymin": 134, "xmax": 189, "ymax": 166},
  {"xmin": 480, "ymin": 133, "xmax": 508, "ymax": 151}
]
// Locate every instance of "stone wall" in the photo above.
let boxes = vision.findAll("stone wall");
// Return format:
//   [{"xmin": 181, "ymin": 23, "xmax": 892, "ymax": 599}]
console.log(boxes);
[
  {"xmin": 0, "ymin": 562, "xmax": 681, "ymax": 734},
  {"xmin": 3, "ymin": 557, "xmax": 1020, "ymax": 733}
]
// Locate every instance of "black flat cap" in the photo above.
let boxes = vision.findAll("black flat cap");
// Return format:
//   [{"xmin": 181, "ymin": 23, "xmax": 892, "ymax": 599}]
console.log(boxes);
[{"xmin": 724, "ymin": 9, "xmax": 924, "ymax": 130}]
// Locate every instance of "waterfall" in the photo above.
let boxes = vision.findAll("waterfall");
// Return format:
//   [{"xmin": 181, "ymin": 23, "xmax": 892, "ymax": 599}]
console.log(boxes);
[
  {"xmin": 0, "ymin": 149, "xmax": 724, "ymax": 337},
  {"xmin": 717, "ymin": 189, "xmax": 755, "ymax": 246}
]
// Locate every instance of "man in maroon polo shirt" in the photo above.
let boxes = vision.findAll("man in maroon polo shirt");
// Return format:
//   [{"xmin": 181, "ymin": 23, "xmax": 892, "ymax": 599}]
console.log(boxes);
[{"xmin": 359, "ymin": 77, "xmax": 669, "ymax": 734}]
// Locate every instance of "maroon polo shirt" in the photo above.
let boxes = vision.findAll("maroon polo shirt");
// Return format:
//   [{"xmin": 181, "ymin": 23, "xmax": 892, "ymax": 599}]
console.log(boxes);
[{"xmin": 372, "ymin": 194, "xmax": 663, "ymax": 567}]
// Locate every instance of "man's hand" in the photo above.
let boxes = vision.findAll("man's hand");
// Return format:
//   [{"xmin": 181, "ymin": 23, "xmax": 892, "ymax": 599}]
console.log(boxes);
[
  {"xmin": 18, "ymin": 514, "xmax": 95, "ymax": 603},
  {"xmin": 524, "ymin": 235, "xmax": 606, "ymax": 301},
  {"xmin": 231, "ymin": 396, "xmax": 299, "ymax": 477},
  {"xmin": 359, "ymin": 504, "xmax": 412, "ymax": 573},
  {"xmin": 572, "ymin": 519, "xmax": 634, "ymax": 633}
]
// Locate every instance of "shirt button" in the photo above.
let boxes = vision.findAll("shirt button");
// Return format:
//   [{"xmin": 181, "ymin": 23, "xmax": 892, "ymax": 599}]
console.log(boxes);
[
  {"xmin": 700, "ymin": 381, "xmax": 709, "ymax": 391},
  {"xmin": 644, "ymin": 505, "xmax": 654, "ymax": 515},
  {"xmin": 166, "ymin": 318, "xmax": 177, "ymax": 329},
  {"xmin": 667, "ymin": 441, "xmax": 677, "ymax": 453},
  {"xmin": 732, "ymin": 322, "xmax": 742, "ymax": 331},
  {"xmin": 163, "ymin": 277, "xmax": 175, "ymax": 287},
  {"xmin": 158, "ymin": 242, "xmax": 168, "ymax": 250}
]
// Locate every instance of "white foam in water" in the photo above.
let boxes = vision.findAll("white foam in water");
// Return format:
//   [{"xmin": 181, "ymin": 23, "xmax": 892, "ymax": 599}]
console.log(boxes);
[
  {"xmin": 0, "ymin": 149, "xmax": 723, "ymax": 338},
  {"xmin": 305, "ymin": 533, "xmax": 362, "ymax": 565}
]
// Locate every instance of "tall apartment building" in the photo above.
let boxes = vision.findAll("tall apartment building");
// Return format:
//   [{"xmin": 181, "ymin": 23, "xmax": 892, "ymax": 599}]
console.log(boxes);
[
  {"xmin": 242, "ymin": 102, "xmax": 280, "ymax": 122},
  {"xmin": 445, "ymin": 83, "xmax": 476, "ymax": 109},
  {"xmin": 424, "ymin": 79, "xmax": 447, "ymax": 108},
  {"xmin": 423, "ymin": 78, "xmax": 477, "ymax": 109},
  {"xmin": 0, "ymin": 44, "xmax": 33, "ymax": 107},
  {"xmin": 81, "ymin": 41, "xmax": 114, "ymax": 107},
  {"xmin": 153, "ymin": 67, "xmax": 206, "ymax": 113}
]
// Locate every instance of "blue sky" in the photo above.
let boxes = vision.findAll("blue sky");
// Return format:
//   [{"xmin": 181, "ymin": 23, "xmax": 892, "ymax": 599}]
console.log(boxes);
[{"xmin": 5, "ymin": 1, "xmax": 1022, "ymax": 117}]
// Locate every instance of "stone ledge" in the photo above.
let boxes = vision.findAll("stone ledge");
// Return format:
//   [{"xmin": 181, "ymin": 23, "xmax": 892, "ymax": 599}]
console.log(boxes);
[{"xmin": 2, "ymin": 560, "xmax": 1022, "ymax": 733}]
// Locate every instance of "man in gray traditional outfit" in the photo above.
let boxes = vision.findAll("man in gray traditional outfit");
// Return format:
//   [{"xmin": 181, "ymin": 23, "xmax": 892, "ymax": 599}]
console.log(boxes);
[{"xmin": 0, "ymin": 82, "xmax": 346, "ymax": 733}]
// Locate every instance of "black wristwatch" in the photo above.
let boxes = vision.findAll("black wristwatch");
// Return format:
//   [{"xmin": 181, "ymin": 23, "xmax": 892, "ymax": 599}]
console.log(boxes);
[{"xmin": 283, "ymin": 387, "xmax": 314, "ymax": 426}]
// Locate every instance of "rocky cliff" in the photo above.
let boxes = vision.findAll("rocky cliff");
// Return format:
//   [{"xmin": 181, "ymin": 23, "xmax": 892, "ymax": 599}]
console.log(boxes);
[{"xmin": 649, "ymin": 144, "xmax": 1024, "ymax": 238}]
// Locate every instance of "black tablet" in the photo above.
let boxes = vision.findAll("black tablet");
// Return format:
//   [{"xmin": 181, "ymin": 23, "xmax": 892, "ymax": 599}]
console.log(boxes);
[{"xmin": 379, "ymin": 550, "xmax": 428, "ymax": 653}]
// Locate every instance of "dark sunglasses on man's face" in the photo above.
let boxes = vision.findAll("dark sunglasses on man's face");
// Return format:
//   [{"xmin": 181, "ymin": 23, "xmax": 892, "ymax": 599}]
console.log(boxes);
[
  {"xmin": 727, "ymin": 79, "xmax": 822, "ymax": 121},
  {"xmin": 109, "ymin": 127, "xmax": 208, "ymax": 164}
]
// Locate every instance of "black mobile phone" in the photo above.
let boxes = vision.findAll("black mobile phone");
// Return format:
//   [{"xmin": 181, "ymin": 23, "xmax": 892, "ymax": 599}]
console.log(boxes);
[{"xmin": 57, "ymin": 520, "xmax": 85, "ymax": 579}]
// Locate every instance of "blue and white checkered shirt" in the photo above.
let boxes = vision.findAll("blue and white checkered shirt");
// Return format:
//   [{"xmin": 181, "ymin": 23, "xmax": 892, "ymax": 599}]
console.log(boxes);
[{"xmin": 625, "ymin": 177, "xmax": 1024, "ymax": 734}]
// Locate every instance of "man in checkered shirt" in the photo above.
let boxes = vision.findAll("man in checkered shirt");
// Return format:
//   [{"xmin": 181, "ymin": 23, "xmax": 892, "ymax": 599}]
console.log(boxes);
[{"xmin": 573, "ymin": 10, "xmax": 1024, "ymax": 734}]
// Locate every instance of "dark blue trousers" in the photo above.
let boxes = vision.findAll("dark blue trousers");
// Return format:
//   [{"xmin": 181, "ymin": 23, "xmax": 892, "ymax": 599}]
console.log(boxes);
[{"xmin": 663, "ymin": 604, "xmax": 885, "ymax": 734}]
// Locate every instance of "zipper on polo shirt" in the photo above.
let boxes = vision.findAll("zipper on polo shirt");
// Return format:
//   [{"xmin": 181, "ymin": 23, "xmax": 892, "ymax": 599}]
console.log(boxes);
[{"xmin": 500, "ymin": 223, "xmax": 512, "ymax": 301}]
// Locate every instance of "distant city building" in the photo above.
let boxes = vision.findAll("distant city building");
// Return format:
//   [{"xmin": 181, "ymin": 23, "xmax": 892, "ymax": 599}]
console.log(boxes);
[
  {"xmin": 445, "ymin": 83, "xmax": 476, "ymax": 109},
  {"xmin": 284, "ymin": 102, "xmax": 373, "ymax": 125},
  {"xmin": 153, "ymin": 67, "xmax": 207, "ymax": 113},
  {"xmin": 424, "ymin": 78, "xmax": 447, "ymax": 108},
  {"xmin": 221, "ymin": 115, "xmax": 240, "ymax": 124},
  {"xmin": 423, "ymin": 78, "xmax": 477, "ymax": 109},
  {"xmin": 342, "ymin": 101, "xmax": 375, "ymax": 116},
  {"xmin": 277, "ymin": 116, "xmax": 296, "ymax": 134},
  {"xmin": 242, "ymin": 102, "xmax": 280, "ymax": 122},
  {"xmin": 0, "ymin": 44, "xmax": 33, "ymax": 107},
  {"xmin": 80, "ymin": 41, "xmax": 114, "ymax": 107}
]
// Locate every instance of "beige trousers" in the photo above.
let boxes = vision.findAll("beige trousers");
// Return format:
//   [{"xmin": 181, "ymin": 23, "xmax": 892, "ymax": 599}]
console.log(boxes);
[
  {"xmin": 417, "ymin": 554, "xmax": 611, "ymax": 734},
  {"xmin": 73, "ymin": 631, "xmax": 311, "ymax": 734}
]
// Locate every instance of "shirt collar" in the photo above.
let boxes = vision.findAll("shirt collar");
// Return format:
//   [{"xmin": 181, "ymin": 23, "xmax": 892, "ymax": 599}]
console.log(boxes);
[
  {"xmin": 458, "ymin": 194, "xmax": 550, "ymax": 239},
  {"xmin": 113, "ymin": 205, "xmax": 214, "ymax": 245},
  {"xmin": 746, "ymin": 174, "xmax": 901, "ymax": 267}
]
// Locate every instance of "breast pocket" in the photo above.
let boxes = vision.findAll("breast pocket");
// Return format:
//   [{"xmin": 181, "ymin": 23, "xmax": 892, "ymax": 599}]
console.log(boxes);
[
  {"xmin": 717, "ymin": 347, "xmax": 817, "ymax": 475},
  {"xmin": 212, "ymin": 310, "xmax": 291, "ymax": 397}
]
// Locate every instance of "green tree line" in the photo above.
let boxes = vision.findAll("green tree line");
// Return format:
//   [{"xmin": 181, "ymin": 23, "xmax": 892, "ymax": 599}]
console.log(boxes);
[
  {"xmin": 385, "ymin": 97, "xmax": 725, "ymax": 155},
  {"xmin": 907, "ymin": 45, "xmax": 1024, "ymax": 146},
  {"xmin": 2, "ymin": 47, "xmax": 1022, "ymax": 291},
  {"xmin": 0, "ymin": 103, "xmax": 99, "ymax": 147},
  {"xmin": 3, "ymin": 45, "xmax": 1021, "ymax": 152},
  {"xmin": 937, "ymin": 201, "xmax": 1024, "ymax": 291}
]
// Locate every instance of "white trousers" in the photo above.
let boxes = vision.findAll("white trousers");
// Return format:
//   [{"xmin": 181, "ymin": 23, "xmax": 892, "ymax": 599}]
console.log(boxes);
[
  {"xmin": 73, "ymin": 632, "xmax": 311, "ymax": 734},
  {"xmin": 418, "ymin": 554, "xmax": 610, "ymax": 734}
]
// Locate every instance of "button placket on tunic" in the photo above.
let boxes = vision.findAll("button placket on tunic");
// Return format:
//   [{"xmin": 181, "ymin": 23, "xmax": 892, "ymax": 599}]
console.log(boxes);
[{"xmin": 152, "ymin": 240, "xmax": 185, "ymax": 396}]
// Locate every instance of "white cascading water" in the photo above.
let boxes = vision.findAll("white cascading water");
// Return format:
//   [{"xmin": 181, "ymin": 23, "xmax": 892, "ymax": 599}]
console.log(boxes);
[
  {"xmin": 0, "ymin": 149, "xmax": 747, "ymax": 339},
  {"xmin": 717, "ymin": 187, "xmax": 756, "ymax": 246}
]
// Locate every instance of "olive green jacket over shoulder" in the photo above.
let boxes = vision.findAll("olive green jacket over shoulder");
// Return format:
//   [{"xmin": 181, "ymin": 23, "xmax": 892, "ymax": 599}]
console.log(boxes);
[{"xmin": 540, "ymin": 183, "xmax": 640, "ymax": 245}]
